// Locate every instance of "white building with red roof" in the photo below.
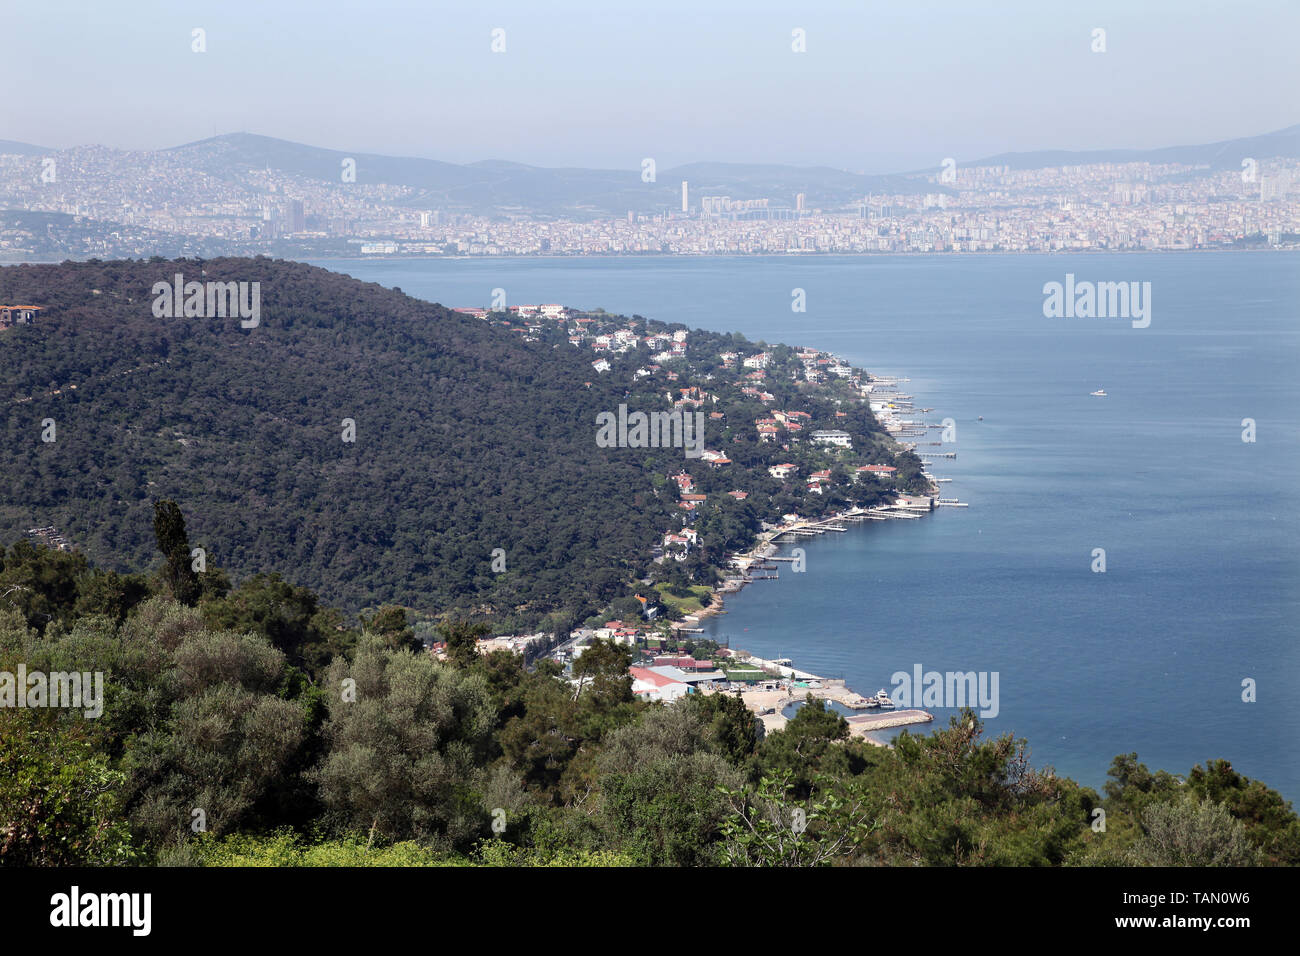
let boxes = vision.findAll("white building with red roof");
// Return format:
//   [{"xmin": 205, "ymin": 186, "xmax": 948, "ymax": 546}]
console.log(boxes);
[{"xmin": 630, "ymin": 666, "xmax": 692, "ymax": 702}]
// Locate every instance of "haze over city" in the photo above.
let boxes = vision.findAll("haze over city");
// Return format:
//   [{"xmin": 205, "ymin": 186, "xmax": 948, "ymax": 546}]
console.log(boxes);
[{"xmin": 4, "ymin": 0, "xmax": 1298, "ymax": 171}]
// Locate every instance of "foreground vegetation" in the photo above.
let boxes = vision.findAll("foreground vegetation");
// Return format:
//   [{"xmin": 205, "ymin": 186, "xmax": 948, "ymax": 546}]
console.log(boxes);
[{"xmin": 2, "ymin": 515, "xmax": 1297, "ymax": 868}]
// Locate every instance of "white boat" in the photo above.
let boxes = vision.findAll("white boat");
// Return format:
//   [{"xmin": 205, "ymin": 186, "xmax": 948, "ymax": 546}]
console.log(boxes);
[
  {"xmin": 1090, "ymin": 389, "xmax": 1107, "ymax": 397},
  {"xmin": 874, "ymin": 689, "xmax": 896, "ymax": 709}
]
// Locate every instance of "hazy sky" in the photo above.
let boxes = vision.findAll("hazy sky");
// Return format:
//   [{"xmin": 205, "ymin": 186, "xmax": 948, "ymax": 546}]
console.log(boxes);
[{"xmin": 4, "ymin": 0, "xmax": 1297, "ymax": 172}]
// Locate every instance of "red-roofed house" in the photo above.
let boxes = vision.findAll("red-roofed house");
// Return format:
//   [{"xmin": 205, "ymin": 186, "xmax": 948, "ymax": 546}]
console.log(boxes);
[
  {"xmin": 629, "ymin": 666, "xmax": 692, "ymax": 702},
  {"xmin": 855, "ymin": 464, "xmax": 898, "ymax": 482}
]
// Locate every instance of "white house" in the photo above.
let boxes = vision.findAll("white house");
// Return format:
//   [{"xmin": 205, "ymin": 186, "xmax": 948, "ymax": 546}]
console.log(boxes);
[
  {"xmin": 855, "ymin": 464, "xmax": 897, "ymax": 481},
  {"xmin": 810, "ymin": 429, "xmax": 852, "ymax": 448}
]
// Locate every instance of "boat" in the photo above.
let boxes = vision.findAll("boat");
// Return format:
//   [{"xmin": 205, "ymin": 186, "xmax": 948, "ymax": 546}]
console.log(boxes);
[
  {"xmin": 1090, "ymin": 389, "xmax": 1107, "ymax": 397},
  {"xmin": 874, "ymin": 689, "xmax": 896, "ymax": 709},
  {"xmin": 977, "ymin": 415, "xmax": 983, "ymax": 421}
]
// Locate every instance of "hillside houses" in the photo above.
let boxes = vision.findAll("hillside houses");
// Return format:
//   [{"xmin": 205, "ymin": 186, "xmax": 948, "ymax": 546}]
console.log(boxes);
[
  {"xmin": 447, "ymin": 303, "xmax": 923, "ymax": 616},
  {"xmin": 855, "ymin": 463, "xmax": 897, "ymax": 481},
  {"xmin": 0, "ymin": 304, "xmax": 42, "ymax": 329},
  {"xmin": 807, "ymin": 468, "xmax": 832, "ymax": 494},
  {"xmin": 810, "ymin": 429, "xmax": 852, "ymax": 448},
  {"xmin": 674, "ymin": 385, "xmax": 710, "ymax": 408},
  {"xmin": 663, "ymin": 527, "xmax": 698, "ymax": 550}
]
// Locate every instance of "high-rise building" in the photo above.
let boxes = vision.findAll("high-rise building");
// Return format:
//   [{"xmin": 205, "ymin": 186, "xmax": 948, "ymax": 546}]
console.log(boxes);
[
  {"xmin": 681, "ymin": 181, "xmax": 689, "ymax": 213},
  {"xmin": 1261, "ymin": 170, "xmax": 1292, "ymax": 201},
  {"xmin": 796, "ymin": 192, "xmax": 806, "ymax": 212},
  {"xmin": 286, "ymin": 199, "xmax": 305, "ymax": 232}
]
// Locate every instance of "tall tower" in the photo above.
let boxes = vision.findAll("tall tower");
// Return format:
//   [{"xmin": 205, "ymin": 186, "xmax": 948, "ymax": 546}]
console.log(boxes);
[{"xmin": 681, "ymin": 180, "xmax": 689, "ymax": 213}]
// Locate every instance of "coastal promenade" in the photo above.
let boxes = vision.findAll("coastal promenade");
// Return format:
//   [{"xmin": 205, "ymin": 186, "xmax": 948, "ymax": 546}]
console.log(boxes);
[{"xmin": 703, "ymin": 650, "xmax": 934, "ymax": 745}]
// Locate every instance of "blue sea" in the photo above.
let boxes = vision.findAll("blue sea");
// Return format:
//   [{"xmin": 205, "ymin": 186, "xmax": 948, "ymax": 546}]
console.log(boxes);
[{"xmin": 309, "ymin": 252, "xmax": 1300, "ymax": 801}]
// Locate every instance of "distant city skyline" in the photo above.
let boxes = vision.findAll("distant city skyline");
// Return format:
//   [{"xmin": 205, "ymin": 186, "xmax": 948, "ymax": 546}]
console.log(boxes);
[{"xmin": 4, "ymin": 0, "xmax": 1298, "ymax": 173}]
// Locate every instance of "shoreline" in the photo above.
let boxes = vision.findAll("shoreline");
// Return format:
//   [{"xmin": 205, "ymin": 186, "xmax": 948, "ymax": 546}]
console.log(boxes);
[
  {"xmin": 682, "ymin": 485, "xmax": 941, "ymax": 625},
  {"xmin": 684, "ymin": 369, "xmax": 948, "ymax": 745}
]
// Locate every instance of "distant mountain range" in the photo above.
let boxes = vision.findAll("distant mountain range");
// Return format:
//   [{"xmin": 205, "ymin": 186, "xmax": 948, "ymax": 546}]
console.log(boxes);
[
  {"xmin": 3, "ymin": 124, "xmax": 1297, "ymax": 217},
  {"xmin": 158, "ymin": 134, "xmax": 935, "ymax": 215},
  {"xmin": 0, "ymin": 139, "xmax": 47, "ymax": 156},
  {"xmin": 959, "ymin": 124, "xmax": 1300, "ymax": 172}
]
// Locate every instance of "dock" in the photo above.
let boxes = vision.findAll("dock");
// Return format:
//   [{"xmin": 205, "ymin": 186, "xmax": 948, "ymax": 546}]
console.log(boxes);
[
  {"xmin": 716, "ymin": 653, "xmax": 935, "ymax": 748},
  {"xmin": 846, "ymin": 709, "xmax": 934, "ymax": 736},
  {"xmin": 867, "ymin": 507, "xmax": 923, "ymax": 519}
]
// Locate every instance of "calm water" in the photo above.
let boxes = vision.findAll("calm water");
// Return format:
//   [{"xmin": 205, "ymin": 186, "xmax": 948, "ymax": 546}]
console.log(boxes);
[{"xmin": 310, "ymin": 252, "xmax": 1300, "ymax": 800}]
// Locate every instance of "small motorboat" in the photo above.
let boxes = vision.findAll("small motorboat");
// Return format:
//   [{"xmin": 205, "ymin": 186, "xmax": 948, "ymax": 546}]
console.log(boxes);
[{"xmin": 1090, "ymin": 389, "xmax": 1107, "ymax": 397}]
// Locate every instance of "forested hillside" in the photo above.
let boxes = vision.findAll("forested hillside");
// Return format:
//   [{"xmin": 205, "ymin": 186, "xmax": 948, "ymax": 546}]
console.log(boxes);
[
  {"xmin": 1, "ymin": 257, "xmax": 921, "ymax": 628},
  {"xmin": 1, "ymin": 257, "xmax": 679, "ymax": 622},
  {"xmin": 3, "ymin": 536, "xmax": 1297, "ymax": 867}
]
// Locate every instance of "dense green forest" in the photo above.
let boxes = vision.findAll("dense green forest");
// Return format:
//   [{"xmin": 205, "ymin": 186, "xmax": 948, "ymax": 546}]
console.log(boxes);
[
  {"xmin": 0, "ymin": 257, "xmax": 920, "ymax": 629},
  {"xmin": 2, "ymin": 529, "xmax": 1297, "ymax": 867}
]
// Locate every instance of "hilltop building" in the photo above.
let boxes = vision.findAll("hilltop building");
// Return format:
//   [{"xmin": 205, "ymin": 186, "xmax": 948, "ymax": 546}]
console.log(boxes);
[{"xmin": 0, "ymin": 305, "xmax": 42, "ymax": 328}]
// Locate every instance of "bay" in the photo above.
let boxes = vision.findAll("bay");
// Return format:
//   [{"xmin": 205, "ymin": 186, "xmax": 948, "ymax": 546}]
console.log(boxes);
[{"xmin": 309, "ymin": 252, "xmax": 1300, "ymax": 799}]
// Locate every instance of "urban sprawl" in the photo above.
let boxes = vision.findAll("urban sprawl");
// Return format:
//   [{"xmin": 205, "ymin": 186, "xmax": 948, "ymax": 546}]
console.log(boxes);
[{"xmin": 2, "ymin": 145, "xmax": 1298, "ymax": 259}]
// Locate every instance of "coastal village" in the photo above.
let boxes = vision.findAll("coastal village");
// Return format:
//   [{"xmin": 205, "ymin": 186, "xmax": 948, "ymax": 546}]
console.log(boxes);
[{"xmin": 446, "ymin": 300, "xmax": 959, "ymax": 739}]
